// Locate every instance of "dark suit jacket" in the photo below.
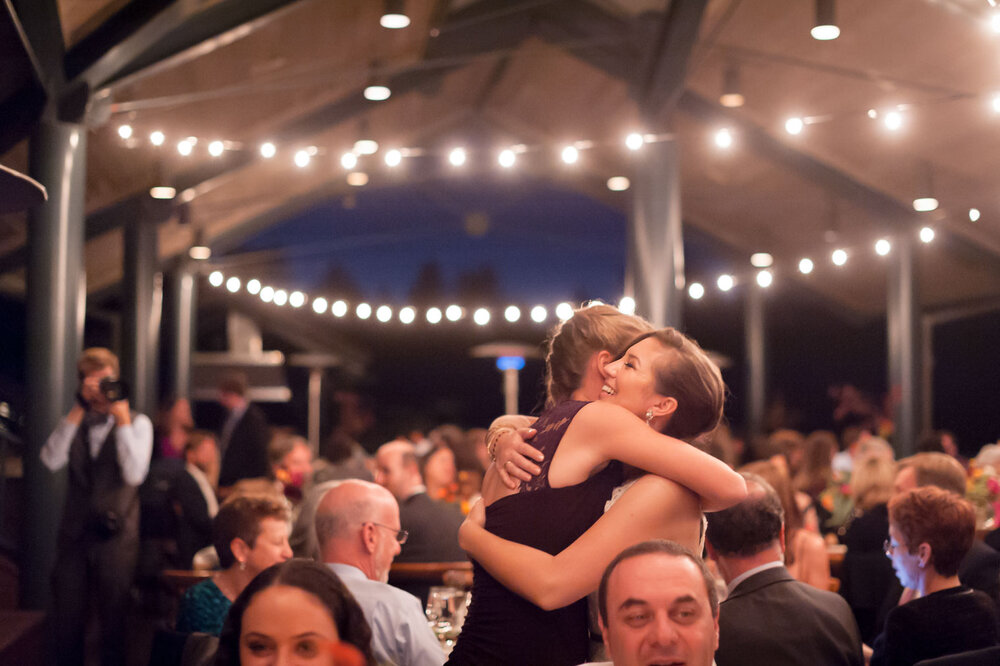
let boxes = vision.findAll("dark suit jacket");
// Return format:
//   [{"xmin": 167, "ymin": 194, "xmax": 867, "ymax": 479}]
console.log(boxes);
[
  {"xmin": 715, "ymin": 566, "xmax": 864, "ymax": 666},
  {"xmin": 218, "ymin": 404, "xmax": 270, "ymax": 487},
  {"xmin": 391, "ymin": 491, "xmax": 466, "ymax": 605},
  {"xmin": 172, "ymin": 468, "xmax": 215, "ymax": 567}
]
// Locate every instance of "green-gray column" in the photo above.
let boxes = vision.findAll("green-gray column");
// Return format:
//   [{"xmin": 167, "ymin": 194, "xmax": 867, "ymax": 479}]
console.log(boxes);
[
  {"xmin": 745, "ymin": 281, "xmax": 766, "ymax": 442},
  {"xmin": 628, "ymin": 138, "xmax": 684, "ymax": 327},
  {"xmin": 23, "ymin": 120, "xmax": 87, "ymax": 609},
  {"xmin": 887, "ymin": 234, "xmax": 921, "ymax": 457},
  {"xmin": 122, "ymin": 213, "xmax": 162, "ymax": 417},
  {"xmin": 165, "ymin": 260, "xmax": 197, "ymax": 400}
]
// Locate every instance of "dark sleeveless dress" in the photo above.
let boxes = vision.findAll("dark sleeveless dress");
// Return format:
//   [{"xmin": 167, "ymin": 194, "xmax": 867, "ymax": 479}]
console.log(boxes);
[{"xmin": 446, "ymin": 401, "xmax": 623, "ymax": 666}]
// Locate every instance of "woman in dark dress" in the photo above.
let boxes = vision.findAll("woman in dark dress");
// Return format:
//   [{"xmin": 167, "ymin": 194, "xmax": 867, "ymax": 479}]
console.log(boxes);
[
  {"xmin": 871, "ymin": 486, "xmax": 999, "ymax": 666},
  {"xmin": 446, "ymin": 308, "xmax": 746, "ymax": 666}
]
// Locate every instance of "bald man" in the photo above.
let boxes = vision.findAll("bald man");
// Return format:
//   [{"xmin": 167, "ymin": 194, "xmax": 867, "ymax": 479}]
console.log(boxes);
[{"xmin": 315, "ymin": 480, "xmax": 444, "ymax": 666}]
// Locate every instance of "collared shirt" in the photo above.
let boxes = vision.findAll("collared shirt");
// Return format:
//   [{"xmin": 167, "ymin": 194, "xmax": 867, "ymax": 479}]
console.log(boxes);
[
  {"xmin": 185, "ymin": 462, "xmax": 219, "ymax": 518},
  {"xmin": 40, "ymin": 413, "xmax": 153, "ymax": 486},
  {"xmin": 326, "ymin": 562, "xmax": 445, "ymax": 666},
  {"xmin": 726, "ymin": 560, "xmax": 785, "ymax": 596}
]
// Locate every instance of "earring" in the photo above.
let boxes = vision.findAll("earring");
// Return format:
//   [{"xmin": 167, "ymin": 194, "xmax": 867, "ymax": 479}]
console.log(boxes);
[
  {"xmin": 645, "ymin": 409, "xmax": 653, "ymax": 426},
  {"xmin": 239, "ymin": 560, "xmax": 246, "ymax": 571}
]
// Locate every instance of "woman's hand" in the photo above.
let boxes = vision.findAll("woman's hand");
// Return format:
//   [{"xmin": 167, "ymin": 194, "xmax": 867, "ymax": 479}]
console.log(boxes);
[
  {"xmin": 494, "ymin": 427, "xmax": 543, "ymax": 489},
  {"xmin": 459, "ymin": 498, "xmax": 486, "ymax": 551}
]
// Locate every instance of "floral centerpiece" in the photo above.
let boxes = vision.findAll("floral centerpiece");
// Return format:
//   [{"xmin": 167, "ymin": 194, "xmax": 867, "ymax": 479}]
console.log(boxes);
[{"xmin": 966, "ymin": 445, "xmax": 1000, "ymax": 530}]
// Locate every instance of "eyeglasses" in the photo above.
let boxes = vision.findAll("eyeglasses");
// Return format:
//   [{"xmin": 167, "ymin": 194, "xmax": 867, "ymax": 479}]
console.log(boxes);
[{"xmin": 369, "ymin": 522, "xmax": 408, "ymax": 545}]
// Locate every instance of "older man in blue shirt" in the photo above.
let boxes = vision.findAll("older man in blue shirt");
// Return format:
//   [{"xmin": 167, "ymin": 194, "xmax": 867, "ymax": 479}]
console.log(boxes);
[{"xmin": 315, "ymin": 479, "xmax": 445, "ymax": 666}]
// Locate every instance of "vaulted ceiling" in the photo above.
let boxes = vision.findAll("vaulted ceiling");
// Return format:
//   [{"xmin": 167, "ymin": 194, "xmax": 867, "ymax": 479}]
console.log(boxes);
[{"xmin": 2, "ymin": 0, "xmax": 999, "ymax": 318}]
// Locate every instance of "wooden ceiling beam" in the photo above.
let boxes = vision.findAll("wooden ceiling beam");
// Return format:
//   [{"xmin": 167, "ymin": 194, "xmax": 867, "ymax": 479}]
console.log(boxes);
[{"xmin": 68, "ymin": 0, "xmax": 308, "ymax": 93}]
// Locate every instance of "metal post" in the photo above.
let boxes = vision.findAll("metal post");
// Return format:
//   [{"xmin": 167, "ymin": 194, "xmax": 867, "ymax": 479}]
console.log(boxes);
[
  {"xmin": 628, "ymin": 137, "xmax": 684, "ymax": 327},
  {"xmin": 502, "ymin": 367, "xmax": 519, "ymax": 415},
  {"xmin": 165, "ymin": 261, "xmax": 197, "ymax": 400},
  {"xmin": 887, "ymin": 234, "xmax": 922, "ymax": 457},
  {"xmin": 307, "ymin": 367, "xmax": 322, "ymax": 454},
  {"xmin": 23, "ymin": 120, "xmax": 87, "ymax": 609},
  {"xmin": 122, "ymin": 213, "xmax": 162, "ymax": 416},
  {"xmin": 745, "ymin": 282, "xmax": 766, "ymax": 442}
]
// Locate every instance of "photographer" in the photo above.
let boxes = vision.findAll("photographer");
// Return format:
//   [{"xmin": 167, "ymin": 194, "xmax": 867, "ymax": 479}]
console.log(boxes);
[{"xmin": 40, "ymin": 347, "xmax": 153, "ymax": 666}]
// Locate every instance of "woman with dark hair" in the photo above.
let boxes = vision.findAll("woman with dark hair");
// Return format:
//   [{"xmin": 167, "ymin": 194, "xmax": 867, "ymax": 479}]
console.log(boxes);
[
  {"xmin": 176, "ymin": 495, "xmax": 292, "ymax": 635},
  {"xmin": 214, "ymin": 559, "xmax": 376, "ymax": 666},
  {"xmin": 446, "ymin": 307, "xmax": 746, "ymax": 666},
  {"xmin": 871, "ymin": 486, "xmax": 999, "ymax": 665}
]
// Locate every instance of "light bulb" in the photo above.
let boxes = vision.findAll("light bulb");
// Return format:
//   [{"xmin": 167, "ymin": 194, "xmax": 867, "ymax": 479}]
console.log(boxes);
[
  {"xmin": 312, "ymin": 297, "xmax": 328, "ymax": 314},
  {"xmin": 260, "ymin": 286, "xmax": 274, "ymax": 303},
  {"xmin": 364, "ymin": 84, "xmax": 391, "ymax": 101},
  {"xmin": 969, "ymin": 208, "xmax": 981, "ymax": 222},
  {"xmin": 208, "ymin": 271, "xmax": 224, "ymax": 287},
  {"xmin": 294, "ymin": 150, "xmax": 310, "ymax": 168},
  {"xmin": 445, "ymin": 305, "xmax": 462, "ymax": 321},
  {"xmin": 756, "ymin": 270, "xmax": 773, "ymax": 288},
  {"xmin": 625, "ymin": 133, "xmax": 644, "ymax": 150},
  {"xmin": 273, "ymin": 290, "xmax": 288, "ymax": 306},
  {"xmin": 226, "ymin": 277, "xmax": 241, "ymax": 293},
  {"xmin": 555, "ymin": 302, "xmax": 574, "ymax": 321},
  {"xmin": 150, "ymin": 131, "xmax": 165, "ymax": 146},
  {"xmin": 376, "ymin": 305, "xmax": 392, "ymax": 322},
  {"xmin": 832, "ymin": 249, "xmax": 848, "ymax": 266},
  {"xmin": 618, "ymin": 296, "xmax": 636, "ymax": 315},
  {"xmin": 919, "ymin": 226, "xmax": 935, "ymax": 243},
  {"xmin": 341, "ymin": 152, "xmax": 358, "ymax": 170},
  {"xmin": 473, "ymin": 308, "xmax": 490, "ymax": 326},
  {"xmin": 448, "ymin": 148, "xmax": 466, "ymax": 167},
  {"xmin": 356, "ymin": 303, "xmax": 372, "ymax": 319},
  {"xmin": 289, "ymin": 291, "xmax": 305, "ymax": 308},
  {"xmin": 875, "ymin": 239, "xmax": 891, "ymax": 256},
  {"xmin": 118, "ymin": 125, "xmax": 133, "ymax": 139},
  {"xmin": 799, "ymin": 258, "xmax": 814, "ymax": 274},
  {"xmin": 498, "ymin": 149, "xmax": 516, "ymax": 168},
  {"xmin": 688, "ymin": 283, "xmax": 705, "ymax": 300},
  {"xmin": 208, "ymin": 140, "xmax": 224, "ymax": 157},
  {"xmin": 246, "ymin": 279, "xmax": 261, "ymax": 295},
  {"xmin": 399, "ymin": 306, "xmax": 415, "ymax": 324},
  {"xmin": 260, "ymin": 142, "xmax": 276, "ymax": 158},
  {"xmin": 785, "ymin": 117, "xmax": 804, "ymax": 135},
  {"xmin": 504, "ymin": 306, "xmax": 521, "ymax": 322},
  {"xmin": 607, "ymin": 176, "xmax": 630, "ymax": 191},
  {"xmin": 426, "ymin": 307, "xmax": 442, "ymax": 324},
  {"xmin": 332, "ymin": 300, "xmax": 348, "ymax": 317},
  {"xmin": 717, "ymin": 275, "xmax": 734, "ymax": 291},
  {"xmin": 714, "ymin": 128, "xmax": 733, "ymax": 149},
  {"xmin": 561, "ymin": 146, "xmax": 579, "ymax": 164},
  {"xmin": 385, "ymin": 149, "xmax": 402, "ymax": 167}
]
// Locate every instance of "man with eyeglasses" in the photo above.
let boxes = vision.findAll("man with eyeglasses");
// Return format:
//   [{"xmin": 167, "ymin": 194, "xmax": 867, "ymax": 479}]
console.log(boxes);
[{"xmin": 315, "ymin": 479, "xmax": 445, "ymax": 665}]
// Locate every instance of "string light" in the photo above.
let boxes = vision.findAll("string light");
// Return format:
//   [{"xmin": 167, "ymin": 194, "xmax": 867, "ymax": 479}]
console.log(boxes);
[
  {"xmin": 785, "ymin": 117, "xmax": 804, "ymax": 135},
  {"xmin": 875, "ymin": 239, "xmax": 891, "ymax": 256},
  {"xmin": 332, "ymin": 300, "xmax": 348, "ymax": 317},
  {"xmin": 294, "ymin": 150, "xmax": 310, "ymax": 168},
  {"xmin": 473, "ymin": 308, "xmax": 490, "ymax": 325},
  {"xmin": 354, "ymin": 139, "xmax": 378, "ymax": 155},
  {"xmin": 919, "ymin": 226, "xmax": 935, "ymax": 243},
  {"xmin": 226, "ymin": 276, "xmax": 241, "ymax": 293},
  {"xmin": 798, "ymin": 258, "xmax": 814, "ymax": 274},
  {"xmin": 385, "ymin": 149, "xmax": 402, "ymax": 167},
  {"xmin": 969, "ymin": 208, "xmax": 981, "ymax": 222},
  {"xmin": 446, "ymin": 305, "xmax": 463, "ymax": 321},
  {"xmin": 208, "ymin": 271, "xmax": 224, "ymax": 287},
  {"xmin": 260, "ymin": 142, "xmax": 276, "ymax": 158},
  {"xmin": 556, "ymin": 302, "xmax": 574, "ymax": 320},
  {"xmin": 756, "ymin": 270, "xmax": 773, "ymax": 288},
  {"xmin": 312, "ymin": 297, "xmax": 328, "ymax": 314},
  {"xmin": 208, "ymin": 140, "xmax": 225, "ymax": 157},
  {"xmin": 714, "ymin": 128, "xmax": 733, "ymax": 149},
  {"xmin": 247, "ymin": 279, "xmax": 261, "ymax": 295},
  {"xmin": 448, "ymin": 148, "xmax": 466, "ymax": 167},
  {"xmin": 289, "ymin": 291, "xmax": 305, "ymax": 308},
  {"xmin": 399, "ymin": 306, "xmax": 416, "ymax": 324},
  {"xmin": 426, "ymin": 307, "xmax": 442, "ymax": 324},
  {"xmin": 717, "ymin": 275, "xmax": 735, "ymax": 291},
  {"xmin": 531, "ymin": 305, "xmax": 547, "ymax": 323},
  {"xmin": 618, "ymin": 296, "xmax": 636, "ymax": 315},
  {"xmin": 376, "ymin": 305, "xmax": 392, "ymax": 322},
  {"xmin": 498, "ymin": 149, "xmax": 516, "ymax": 168},
  {"xmin": 150, "ymin": 131, "xmax": 165, "ymax": 146},
  {"xmin": 118, "ymin": 125, "xmax": 133, "ymax": 139},
  {"xmin": 177, "ymin": 140, "xmax": 194, "ymax": 156},
  {"xmin": 883, "ymin": 110, "xmax": 903, "ymax": 131},
  {"xmin": 273, "ymin": 289, "xmax": 288, "ymax": 306},
  {"xmin": 688, "ymin": 283, "xmax": 705, "ymax": 299},
  {"xmin": 341, "ymin": 152, "xmax": 358, "ymax": 169},
  {"xmin": 832, "ymin": 249, "xmax": 848, "ymax": 266},
  {"xmin": 356, "ymin": 302, "xmax": 372, "ymax": 319},
  {"xmin": 505, "ymin": 306, "xmax": 521, "ymax": 322},
  {"xmin": 625, "ymin": 133, "xmax": 644, "ymax": 150},
  {"xmin": 260, "ymin": 286, "xmax": 275, "ymax": 303},
  {"xmin": 561, "ymin": 146, "xmax": 579, "ymax": 164}
]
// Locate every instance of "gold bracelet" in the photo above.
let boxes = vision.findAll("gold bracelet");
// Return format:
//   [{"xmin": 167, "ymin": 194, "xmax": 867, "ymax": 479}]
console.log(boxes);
[{"xmin": 486, "ymin": 427, "xmax": 513, "ymax": 463}]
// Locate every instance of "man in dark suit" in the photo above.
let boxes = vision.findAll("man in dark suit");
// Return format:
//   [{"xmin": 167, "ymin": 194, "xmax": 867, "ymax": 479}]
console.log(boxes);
[
  {"xmin": 706, "ymin": 473, "xmax": 863, "ymax": 666},
  {"xmin": 216, "ymin": 372, "xmax": 270, "ymax": 490},
  {"xmin": 172, "ymin": 430, "xmax": 220, "ymax": 566},
  {"xmin": 374, "ymin": 439, "xmax": 466, "ymax": 602}
]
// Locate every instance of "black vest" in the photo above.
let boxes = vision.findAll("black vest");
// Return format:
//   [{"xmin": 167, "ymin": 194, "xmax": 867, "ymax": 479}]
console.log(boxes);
[{"xmin": 57, "ymin": 416, "xmax": 141, "ymax": 548}]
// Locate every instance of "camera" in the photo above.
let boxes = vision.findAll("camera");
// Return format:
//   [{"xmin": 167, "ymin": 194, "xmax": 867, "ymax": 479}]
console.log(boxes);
[{"xmin": 99, "ymin": 378, "xmax": 129, "ymax": 402}]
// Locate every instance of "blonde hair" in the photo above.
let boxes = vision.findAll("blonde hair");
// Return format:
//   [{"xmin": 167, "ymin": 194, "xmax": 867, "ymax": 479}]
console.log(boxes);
[
  {"xmin": 77, "ymin": 347, "xmax": 119, "ymax": 380},
  {"xmin": 544, "ymin": 304, "xmax": 653, "ymax": 407},
  {"xmin": 851, "ymin": 454, "xmax": 895, "ymax": 510}
]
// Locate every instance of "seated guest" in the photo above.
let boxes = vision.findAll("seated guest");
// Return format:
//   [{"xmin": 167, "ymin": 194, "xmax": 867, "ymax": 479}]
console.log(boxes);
[
  {"xmin": 315, "ymin": 479, "xmax": 445, "ymax": 666},
  {"xmin": 268, "ymin": 430, "xmax": 314, "ymax": 507},
  {"xmin": 374, "ymin": 440, "xmax": 467, "ymax": 603},
  {"xmin": 215, "ymin": 558, "xmax": 376, "ymax": 666},
  {"xmin": 173, "ymin": 430, "xmax": 220, "ymax": 567},
  {"xmin": 706, "ymin": 474, "xmax": 863, "ymax": 666},
  {"xmin": 871, "ymin": 486, "xmax": 999, "ymax": 665},
  {"xmin": 840, "ymin": 453, "xmax": 896, "ymax": 644},
  {"xmin": 590, "ymin": 540, "xmax": 718, "ymax": 666},
  {"xmin": 175, "ymin": 494, "xmax": 292, "ymax": 635},
  {"xmin": 889, "ymin": 453, "xmax": 1000, "ymax": 607},
  {"xmin": 740, "ymin": 460, "xmax": 830, "ymax": 590},
  {"xmin": 421, "ymin": 444, "xmax": 459, "ymax": 504}
]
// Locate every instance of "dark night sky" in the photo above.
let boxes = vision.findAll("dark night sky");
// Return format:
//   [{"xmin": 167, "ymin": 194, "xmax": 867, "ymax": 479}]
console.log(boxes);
[{"xmin": 2, "ymin": 176, "xmax": 998, "ymax": 456}]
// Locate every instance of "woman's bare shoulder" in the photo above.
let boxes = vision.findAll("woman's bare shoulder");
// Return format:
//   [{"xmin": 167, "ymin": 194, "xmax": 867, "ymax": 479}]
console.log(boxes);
[{"xmin": 626, "ymin": 474, "xmax": 700, "ymax": 506}]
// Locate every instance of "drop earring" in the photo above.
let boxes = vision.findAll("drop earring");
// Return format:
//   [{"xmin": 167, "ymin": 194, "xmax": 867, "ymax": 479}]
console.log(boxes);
[{"xmin": 645, "ymin": 409, "xmax": 653, "ymax": 426}]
